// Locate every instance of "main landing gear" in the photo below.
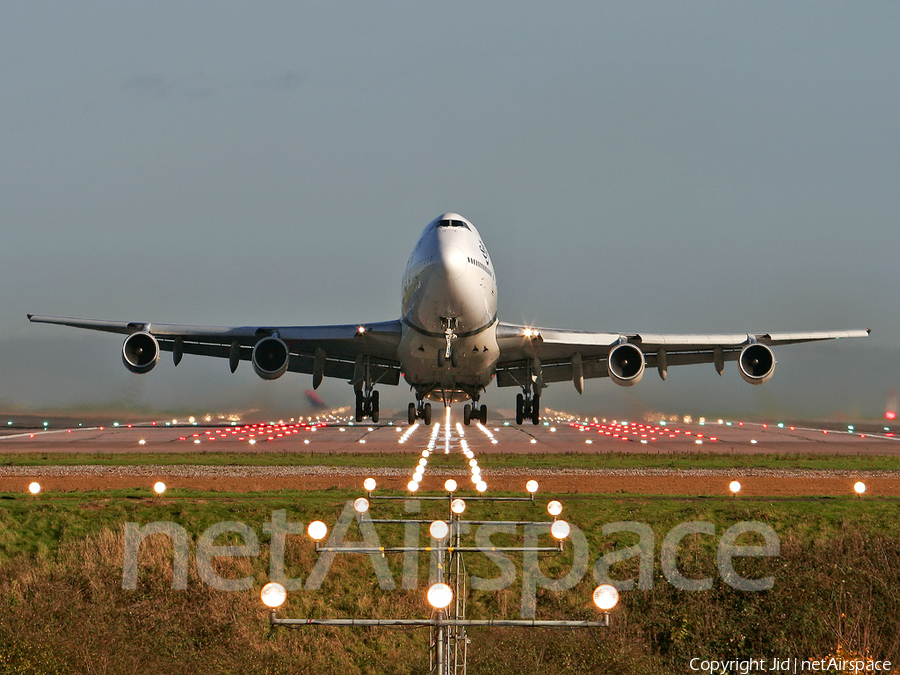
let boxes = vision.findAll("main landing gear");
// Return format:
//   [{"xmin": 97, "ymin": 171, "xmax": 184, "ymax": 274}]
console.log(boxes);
[
  {"xmin": 516, "ymin": 391, "xmax": 540, "ymax": 425},
  {"xmin": 408, "ymin": 400, "xmax": 433, "ymax": 426},
  {"xmin": 463, "ymin": 402, "xmax": 487, "ymax": 426}
]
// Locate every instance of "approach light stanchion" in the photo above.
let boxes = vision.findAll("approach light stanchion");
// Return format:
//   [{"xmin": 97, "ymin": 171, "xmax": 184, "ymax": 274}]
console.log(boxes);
[
  {"xmin": 265, "ymin": 481, "xmax": 616, "ymax": 673},
  {"xmin": 307, "ymin": 520, "xmax": 328, "ymax": 545}
]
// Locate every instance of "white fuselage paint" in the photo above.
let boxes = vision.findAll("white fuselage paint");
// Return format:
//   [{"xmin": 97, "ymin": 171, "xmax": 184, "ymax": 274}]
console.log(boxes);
[{"xmin": 398, "ymin": 214, "xmax": 499, "ymax": 401}]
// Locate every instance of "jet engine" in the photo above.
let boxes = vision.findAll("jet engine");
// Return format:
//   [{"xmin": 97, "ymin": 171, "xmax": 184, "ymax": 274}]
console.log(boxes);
[
  {"xmin": 252, "ymin": 336, "xmax": 290, "ymax": 380},
  {"xmin": 608, "ymin": 343, "xmax": 645, "ymax": 386},
  {"xmin": 122, "ymin": 332, "xmax": 159, "ymax": 374},
  {"xmin": 738, "ymin": 343, "xmax": 776, "ymax": 385}
]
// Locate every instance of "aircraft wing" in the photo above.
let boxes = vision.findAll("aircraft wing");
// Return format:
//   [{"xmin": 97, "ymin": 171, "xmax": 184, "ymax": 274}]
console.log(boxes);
[
  {"xmin": 27, "ymin": 314, "xmax": 403, "ymax": 386},
  {"xmin": 494, "ymin": 322, "xmax": 870, "ymax": 389}
]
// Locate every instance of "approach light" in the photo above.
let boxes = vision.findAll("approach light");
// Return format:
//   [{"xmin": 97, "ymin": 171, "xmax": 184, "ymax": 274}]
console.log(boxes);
[
  {"xmin": 475, "ymin": 481, "xmax": 487, "ymax": 493},
  {"xmin": 427, "ymin": 583, "xmax": 453, "ymax": 609},
  {"xmin": 363, "ymin": 478, "xmax": 376, "ymax": 492},
  {"xmin": 28, "ymin": 482, "xmax": 41, "ymax": 495},
  {"xmin": 854, "ymin": 481, "xmax": 866, "ymax": 495},
  {"xmin": 468, "ymin": 459, "xmax": 477, "ymax": 468},
  {"xmin": 429, "ymin": 520, "xmax": 449, "ymax": 540},
  {"xmin": 547, "ymin": 500, "xmax": 563, "ymax": 516},
  {"xmin": 444, "ymin": 479, "xmax": 458, "ymax": 493},
  {"xmin": 307, "ymin": 520, "xmax": 328, "ymax": 541},
  {"xmin": 592, "ymin": 584, "xmax": 619, "ymax": 611},
  {"xmin": 419, "ymin": 458, "xmax": 428, "ymax": 467},
  {"xmin": 407, "ymin": 481, "xmax": 419, "ymax": 492},
  {"xmin": 450, "ymin": 498, "xmax": 466, "ymax": 514},
  {"xmin": 526, "ymin": 480, "xmax": 539, "ymax": 494},
  {"xmin": 729, "ymin": 481, "xmax": 741, "ymax": 495},
  {"xmin": 550, "ymin": 520, "xmax": 571, "ymax": 540},
  {"xmin": 260, "ymin": 582, "xmax": 287, "ymax": 609},
  {"xmin": 353, "ymin": 497, "xmax": 370, "ymax": 513},
  {"xmin": 153, "ymin": 481, "xmax": 167, "ymax": 495}
]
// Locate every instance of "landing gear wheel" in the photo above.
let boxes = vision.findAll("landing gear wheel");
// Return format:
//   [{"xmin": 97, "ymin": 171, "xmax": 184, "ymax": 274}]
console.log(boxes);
[
  {"xmin": 515, "ymin": 394, "xmax": 524, "ymax": 425},
  {"xmin": 463, "ymin": 404, "xmax": 472, "ymax": 426},
  {"xmin": 408, "ymin": 402, "xmax": 417, "ymax": 426},
  {"xmin": 355, "ymin": 390, "xmax": 364, "ymax": 423},
  {"xmin": 450, "ymin": 350, "xmax": 459, "ymax": 368},
  {"xmin": 371, "ymin": 390, "xmax": 380, "ymax": 424},
  {"xmin": 479, "ymin": 404, "xmax": 488, "ymax": 425},
  {"xmin": 530, "ymin": 394, "xmax": 540, "ymax": 425},
  {"xmin": 423, "ymin": 403, "xmax": 432, "ymax": 426},
  {"xmin": 437, "ymin": 351, "xmax": 445, "ymax": 367}
]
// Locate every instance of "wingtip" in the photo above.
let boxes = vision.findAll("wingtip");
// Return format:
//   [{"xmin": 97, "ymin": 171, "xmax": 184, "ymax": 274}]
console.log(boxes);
[
  {"xmin": 26, "ymin": 313, "xmax": 33, "ymax": 320},
  {"xmin": 866, "ymin": 328, "xmax": 872, "ymax": 335}
]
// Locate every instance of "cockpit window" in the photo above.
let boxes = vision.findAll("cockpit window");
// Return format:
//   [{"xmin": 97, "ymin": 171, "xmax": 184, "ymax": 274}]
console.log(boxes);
[{"xmin": 438, "ymin": 219, "xmax": 470, "ymax": 230}]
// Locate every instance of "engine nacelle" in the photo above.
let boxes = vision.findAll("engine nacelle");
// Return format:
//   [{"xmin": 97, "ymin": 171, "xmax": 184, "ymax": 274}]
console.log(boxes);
[
  {"xmin": 122, "ymin": 332, "xmax": 159, "ymax": 374},
  {"xmin": 252, "ymin": 336, "xmax": 290, "ymax": 380},
  {"xmin": 608, "ymin": 343, "xmax": 645, "ymax": 387},
  {"xmin": 738, "ymin": 343, "xmax": 776, "ymax": 385}
]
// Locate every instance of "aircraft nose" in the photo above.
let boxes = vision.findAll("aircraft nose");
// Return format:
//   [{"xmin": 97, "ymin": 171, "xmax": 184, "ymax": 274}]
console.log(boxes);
[{"xmin": 438, "ymin": 245, "xmax": 467, "ymax": 280}]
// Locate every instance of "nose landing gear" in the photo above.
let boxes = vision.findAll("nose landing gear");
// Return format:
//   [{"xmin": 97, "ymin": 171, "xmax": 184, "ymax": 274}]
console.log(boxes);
[
  {"xmin": 355, "ymin": 388, "xmax": 380, "ymax": 423},
  {"xmin": 515, "ymin": 391, "xmax": 540, "ymax": 425}
]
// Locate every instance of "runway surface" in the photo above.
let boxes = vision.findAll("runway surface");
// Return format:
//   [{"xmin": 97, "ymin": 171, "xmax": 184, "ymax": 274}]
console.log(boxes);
[{"xmin": 1, "ymin": 411, "xmax": 898, "ymax": 496}]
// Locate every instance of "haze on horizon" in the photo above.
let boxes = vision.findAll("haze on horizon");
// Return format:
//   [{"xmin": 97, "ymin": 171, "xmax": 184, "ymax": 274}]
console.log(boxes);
[{"xmin": 1, "ymin": 3, "xmax": 897, "ymax": 421}]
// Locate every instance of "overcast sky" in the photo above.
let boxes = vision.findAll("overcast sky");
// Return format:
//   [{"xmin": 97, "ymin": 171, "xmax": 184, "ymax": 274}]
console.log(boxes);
[{"xmin": 1, "ymin": 2, "xmax": 897, "ymax": 420}]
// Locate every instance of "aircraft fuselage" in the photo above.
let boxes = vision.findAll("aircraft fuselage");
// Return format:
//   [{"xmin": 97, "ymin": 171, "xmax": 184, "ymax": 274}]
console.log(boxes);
[{"xmin": 398, "ymin": 214, "xmax": 499, "ymax": 402}]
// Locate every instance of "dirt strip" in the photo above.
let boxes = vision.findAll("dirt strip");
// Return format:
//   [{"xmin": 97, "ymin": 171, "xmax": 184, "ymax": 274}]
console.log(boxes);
[{"xmin": 3, "ymin": 467, "xmax": 898, "ymax": 497}]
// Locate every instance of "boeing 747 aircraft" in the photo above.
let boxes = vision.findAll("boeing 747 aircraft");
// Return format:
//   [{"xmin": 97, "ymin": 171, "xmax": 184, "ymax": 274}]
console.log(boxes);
[{"xmin": 29, "ymin": 213, "xmax": 869, "ymax": 425}]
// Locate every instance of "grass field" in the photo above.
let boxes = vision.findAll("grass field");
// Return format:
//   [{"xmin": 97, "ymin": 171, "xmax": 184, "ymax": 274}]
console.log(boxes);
[
  {"xmin": 0, "ymin": 488, "xmax": 898, "ymax": 674},
  {"xmin": 4, "ymin": 451, "xmax": 900, "ymax": 471}
]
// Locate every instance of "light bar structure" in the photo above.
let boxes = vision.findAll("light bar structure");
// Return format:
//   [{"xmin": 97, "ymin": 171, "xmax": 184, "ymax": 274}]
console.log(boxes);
[{"xmin": 266, "ymin": 483, "xmax": 617, "ymax": 675}]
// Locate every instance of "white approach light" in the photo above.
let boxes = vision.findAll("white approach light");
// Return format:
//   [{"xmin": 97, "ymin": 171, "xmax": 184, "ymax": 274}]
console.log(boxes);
[
  {"xmin": 592, "ymin": 584, "xmax": 619, "ymax": 611},
  {"xmin": 28, "ymin": 482, "xmax": 41, "ymax": 495},
  {"xmin": 550, "ymin": 520, "xmax": 571, "ymax": 540},
  {"xmin": 153, "ymin": 481, "xmax": 167, "ymax": 495},
  {"xmin": 307, "ymin": 520, "xmax": 328, "ymax": 541},
  {"xmin": 547, "ymin": 500, "xmax": 563, "ymax": 516},
  {"xmin": 468, "ymin": 459, "xmax": 477, "ymax": 468},
  {"xmin": 261, "ymin": 582, "xmax": 287, "ymax": 609},
  {"xmin": 407, "ymin": 481, "xmax": 419, "ymax": 492},
  {"xmin": 729, "ymin": 481, "xmax": 741, "ymax": 494},
  {"xmin": 475, "ymin": 481, "xmax": 487, "ymax": 493},
  {"xmin": 363, "ymin": 478, "xmax": 377, "ymax": 492},
  {"xmin": 427, "ymin": 583, "xmax": 454, "ymax": 609},
  {"xmin": 526, "ymin": 480, "xmax": 539, "ymax": 494},
  {"xmin": 412, "ymin": 473, "xmax": 423, "ymax": 483},
  {"xmin": 353, "ymin": 497, "xmax": 370, "ymax": 513},
  {"xmin": 419, "ymin": 458, "xmax": 428, "ymax": 467},
  {"xmin": 429, "ymin": 520, "xmax": 450, "ymax": 540},
  {"xmin": 444, "ymin": 479, "xmax": 458, "ymax": 493},
  {"xmin": 450, "ymin": 498, "xmax": 466, "ymax": 514},
  {"xmin": 854, "ymin": 481, "xmax": 866, "ymax": 495}
]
